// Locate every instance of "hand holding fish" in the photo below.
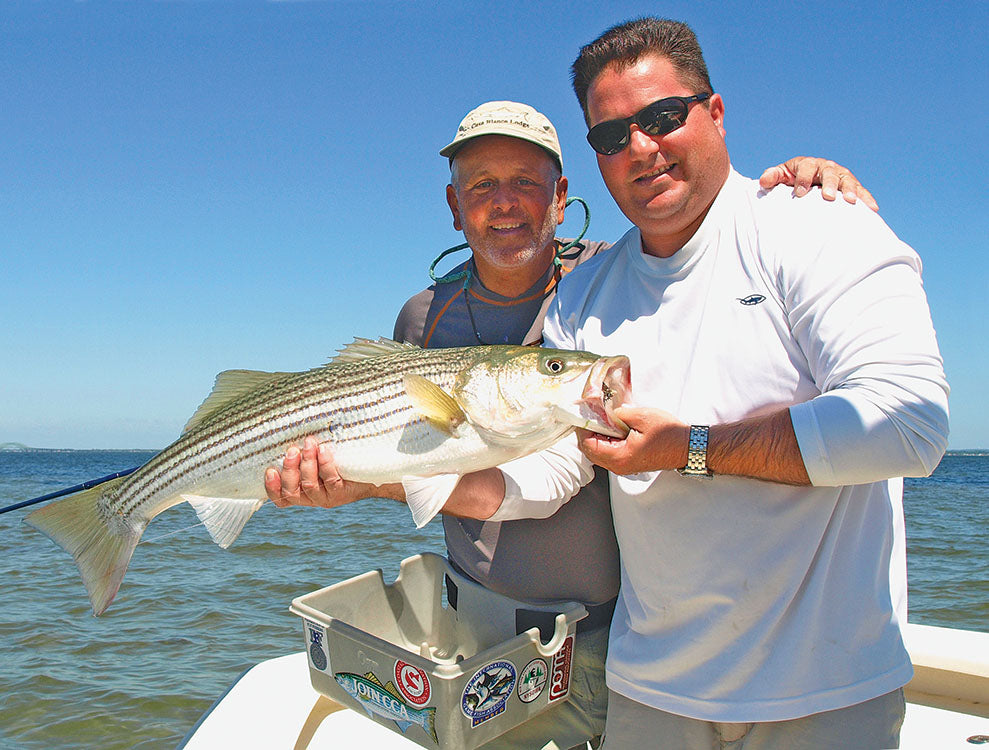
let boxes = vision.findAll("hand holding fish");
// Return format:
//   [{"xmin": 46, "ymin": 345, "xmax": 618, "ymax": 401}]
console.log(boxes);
[
  {"xmin": 576, "ymin": 406, "xmax": 690, "ymax": 476},
  {"xmin": 266, "ymin": 437, "xmax": 509, "ymax": 520},
  {"xmin": 265, "ymin": 437, "xmax": 402, "ymax": 508},
  {"xmin": 579, "ymin": 406, "xmax": 812, "ymax": 485}
]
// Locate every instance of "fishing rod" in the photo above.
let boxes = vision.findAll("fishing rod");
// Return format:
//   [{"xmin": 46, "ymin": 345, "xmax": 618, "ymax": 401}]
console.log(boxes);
[{"xmin": 0, "ymin": 466, "xmax": 141, "ymax": 516}]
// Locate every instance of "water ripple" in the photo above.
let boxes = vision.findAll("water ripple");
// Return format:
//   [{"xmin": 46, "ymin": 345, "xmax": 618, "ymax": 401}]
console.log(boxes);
[{"xmin": 1, "ymin": 449, "xmax": 983, "ymax": 748}]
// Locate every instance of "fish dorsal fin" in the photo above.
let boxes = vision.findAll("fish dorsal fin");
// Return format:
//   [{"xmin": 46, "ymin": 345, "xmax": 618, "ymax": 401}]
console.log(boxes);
[
  {"xmin": 183, "ymin": 370, "xmax": 291, "ymax": 434},
  {"xmin": 383, "ymin": 681, "xmax": 404, "ymax": 701},
  {"xmin": 403, "ymin": 374, "xmax": 466, "ymax": 436},
  {"xmin": 329, "ymin": 337, "xmax": 418, "ymax": 365},
  {"xmin": 364, "ymin": 672, "xmax": 385, "ymax": 688}
]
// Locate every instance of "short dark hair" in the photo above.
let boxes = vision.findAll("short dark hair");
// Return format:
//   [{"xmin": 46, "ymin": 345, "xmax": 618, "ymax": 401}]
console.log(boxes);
[{"xmin": 571, "ymin": 17, "xmax": 714, "ymax": 125}]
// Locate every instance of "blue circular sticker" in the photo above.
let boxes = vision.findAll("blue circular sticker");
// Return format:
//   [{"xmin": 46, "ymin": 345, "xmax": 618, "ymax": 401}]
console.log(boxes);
[
  {"xmin": 461, "ymin": 660, "xmax": 516, "ymax": 726},
  {"xmin": 309, "ymin": 641, "xmax": 327, "ymax": 671}
]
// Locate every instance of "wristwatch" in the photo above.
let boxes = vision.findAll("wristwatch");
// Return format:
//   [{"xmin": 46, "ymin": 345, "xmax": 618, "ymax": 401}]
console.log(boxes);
[{"xmin": 677, "ymin": 425, "xmax": 713, "ymax": 478}]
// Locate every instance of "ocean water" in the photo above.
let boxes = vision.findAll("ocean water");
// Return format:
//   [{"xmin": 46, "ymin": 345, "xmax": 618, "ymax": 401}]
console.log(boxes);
[{"xmin": 0, "ymin": 450, "xmax": 985, "ymax": 749}]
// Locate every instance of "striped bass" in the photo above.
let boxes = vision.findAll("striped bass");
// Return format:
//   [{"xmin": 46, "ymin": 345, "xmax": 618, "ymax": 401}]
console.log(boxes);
[
  {"xmin": 26, "ymin": 338, "xmax": 631, "ymax": 615},
  {"xmin": 334, "ymin": 671, "xmax": 438, "ymax": 742}
]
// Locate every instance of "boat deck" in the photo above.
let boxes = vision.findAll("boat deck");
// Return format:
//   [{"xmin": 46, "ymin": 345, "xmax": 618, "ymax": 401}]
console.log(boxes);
[{"xmin": 181, "ymin": 624, "xmax": 988, "ymax": 748}]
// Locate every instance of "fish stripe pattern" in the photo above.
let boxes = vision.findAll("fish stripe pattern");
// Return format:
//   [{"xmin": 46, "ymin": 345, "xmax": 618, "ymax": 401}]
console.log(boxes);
[{"xmin": 25, "ymin": 339, "xmax": 631, "ymax": 615}]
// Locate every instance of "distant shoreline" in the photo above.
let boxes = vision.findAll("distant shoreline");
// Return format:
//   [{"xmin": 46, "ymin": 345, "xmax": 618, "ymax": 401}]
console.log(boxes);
[
  {"xmin": 0, "ymin": 444, "xmax": 162, "ymax": 453},
  {"xmin": 2, "ymin": 444, "xmax": 986, "ymax": 456}
]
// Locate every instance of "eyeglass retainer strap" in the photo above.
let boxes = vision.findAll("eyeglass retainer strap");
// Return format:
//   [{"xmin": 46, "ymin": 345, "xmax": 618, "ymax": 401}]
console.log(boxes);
[
  {"xmin": 428, "ymin": 195, "xmax": 591, "ymax": 283},
  {"xmin": 555, "ymin": 196, "xmax": 590, "ymax": 267},
  {"xmin": 429, "ymin": 242, "xmax": 472, "ymax": 285}
]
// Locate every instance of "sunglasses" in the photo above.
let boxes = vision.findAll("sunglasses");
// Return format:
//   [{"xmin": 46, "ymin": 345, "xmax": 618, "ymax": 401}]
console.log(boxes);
[{"xmin": 586, "ymin": 93, "xmax": 712, "ymax": 155}]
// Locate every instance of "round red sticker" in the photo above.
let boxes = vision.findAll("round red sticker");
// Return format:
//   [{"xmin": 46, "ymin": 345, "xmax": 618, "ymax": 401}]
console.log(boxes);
[{"xmin": 394, "ymin": 660, "xmax": 431, "ymax": 705}]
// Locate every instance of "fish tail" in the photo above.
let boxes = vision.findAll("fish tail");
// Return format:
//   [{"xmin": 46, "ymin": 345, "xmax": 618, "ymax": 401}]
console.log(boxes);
[
  {"xmin": 25, "ymin": 477, "xmax": 144, "ymax": 616},
  {"xmin": 422, "ymin": 706, "xmax": 438, "ymax": 743}
]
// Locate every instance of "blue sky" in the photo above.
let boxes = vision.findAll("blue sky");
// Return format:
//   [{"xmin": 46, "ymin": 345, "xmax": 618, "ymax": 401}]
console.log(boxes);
[{"xmin": 1, "ymin": 1, "xmax": 986, "ymax": 450}]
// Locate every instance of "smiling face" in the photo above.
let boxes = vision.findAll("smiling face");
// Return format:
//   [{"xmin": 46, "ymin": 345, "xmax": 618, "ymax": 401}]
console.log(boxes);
[
  {"xmin": 447, "ymin": 135, "xmax": 568, "ymax": 292},
  {"xmin": 586, "ymin": 54, "xmax": 729, "ymax": 257}
]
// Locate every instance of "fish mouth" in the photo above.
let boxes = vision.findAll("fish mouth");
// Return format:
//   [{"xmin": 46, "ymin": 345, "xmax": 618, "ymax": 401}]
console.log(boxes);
[{"xmin": 577, "ymin": 355, "xmax": 631, "ymax": 438}]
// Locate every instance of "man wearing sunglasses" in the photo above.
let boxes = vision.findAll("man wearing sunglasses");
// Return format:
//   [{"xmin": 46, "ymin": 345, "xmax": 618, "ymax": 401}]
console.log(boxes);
[
  {"xmin": 265, "ymin": 99, "xmax": 878, "ymax": 748},
  {"xmin": 515, "ymin": 17, "xmax": 948, "ymax": 749}
]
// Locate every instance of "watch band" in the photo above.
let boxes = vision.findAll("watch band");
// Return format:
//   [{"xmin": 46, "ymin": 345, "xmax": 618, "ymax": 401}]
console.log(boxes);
[{"xmin": 678, "ymin": 425, "xmax": 713, "ymax": 478}]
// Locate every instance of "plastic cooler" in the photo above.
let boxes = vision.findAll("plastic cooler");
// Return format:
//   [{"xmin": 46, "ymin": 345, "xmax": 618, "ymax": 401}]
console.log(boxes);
[{"xmin": 290, "ymin": 552, "xmax": 587, "ymax": 749}]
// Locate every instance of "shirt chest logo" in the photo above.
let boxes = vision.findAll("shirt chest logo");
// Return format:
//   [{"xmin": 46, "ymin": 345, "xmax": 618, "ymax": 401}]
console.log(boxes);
[{"xmin": 737, "ymin": 294, "xmax": 766, "ymax": 306}]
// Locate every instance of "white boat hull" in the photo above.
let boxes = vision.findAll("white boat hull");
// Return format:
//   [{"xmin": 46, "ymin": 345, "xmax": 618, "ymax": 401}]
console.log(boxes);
[{"xmin": 180, "ymin": 623, "xmax": 989, "ymax": 748}]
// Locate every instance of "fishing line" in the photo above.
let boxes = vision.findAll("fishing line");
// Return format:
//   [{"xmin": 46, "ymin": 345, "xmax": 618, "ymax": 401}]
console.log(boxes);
[
  {"xmin": 140, "ymin": 499, "xmax": 274, "ymax": 545},
  {"xmin": 140, "ymin": 521, "xmax": 210, "ymax": 544}
]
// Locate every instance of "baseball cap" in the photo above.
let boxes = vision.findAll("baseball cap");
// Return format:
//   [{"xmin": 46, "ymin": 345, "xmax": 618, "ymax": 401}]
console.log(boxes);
[{"xmin": 439, "ymin": 100, "xmax": 563, "ymax": 170}]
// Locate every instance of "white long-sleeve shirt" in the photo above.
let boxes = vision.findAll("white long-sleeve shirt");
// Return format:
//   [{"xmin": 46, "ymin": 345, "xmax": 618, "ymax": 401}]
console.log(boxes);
[{"xmin": 532, "ymin": 169, "xmax": 949, "ymax": 721}]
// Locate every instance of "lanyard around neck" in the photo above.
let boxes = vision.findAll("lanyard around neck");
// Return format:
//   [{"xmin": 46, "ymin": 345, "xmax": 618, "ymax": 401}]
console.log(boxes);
[{"xmin": 428, "ymin": 196, "xmax": 591, "ymax": 287}]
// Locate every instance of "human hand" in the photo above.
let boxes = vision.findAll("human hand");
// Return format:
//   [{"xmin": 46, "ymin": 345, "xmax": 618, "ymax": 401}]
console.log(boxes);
[
  {"xmin": 264, "ymin": 437, "xmax": 390, "ymax": 508},
  {"xmin": 759, "ymin": 157, "xmax": 879, "ymax": 212},
  {"xmin": 576, "ymin": 406, "xmax": 691, "ymax": 476}
]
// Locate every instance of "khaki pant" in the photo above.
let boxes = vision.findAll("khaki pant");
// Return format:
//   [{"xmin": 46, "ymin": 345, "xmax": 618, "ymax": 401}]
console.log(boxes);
[{"xmin": 601, "ymin": 687, "xmax": 905, "ymax": 749}]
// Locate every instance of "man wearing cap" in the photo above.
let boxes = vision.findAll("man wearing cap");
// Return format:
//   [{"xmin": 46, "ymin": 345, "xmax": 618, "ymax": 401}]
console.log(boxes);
[{"xmin": 266, "ymin": 100, "xmax": 874, "ymax": 749}]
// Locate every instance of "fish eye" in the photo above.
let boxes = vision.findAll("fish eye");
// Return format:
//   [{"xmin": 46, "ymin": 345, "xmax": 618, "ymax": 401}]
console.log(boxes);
[{"xmin": 545, "ymin": 358, "xmax": 565, "ymax": 374}]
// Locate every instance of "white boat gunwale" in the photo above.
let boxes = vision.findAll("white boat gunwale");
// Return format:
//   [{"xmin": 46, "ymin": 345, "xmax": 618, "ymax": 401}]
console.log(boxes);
[{"xmin": 179, "ymin": 622, "xmax": 989, "ymax": 748}]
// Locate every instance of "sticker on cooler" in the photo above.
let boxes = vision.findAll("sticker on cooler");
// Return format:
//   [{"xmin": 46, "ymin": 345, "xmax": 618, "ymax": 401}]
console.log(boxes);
[
  {"xmin": 334, "ymin": 671, "xmax": 438, "ymax": 743},
  {"xmin": 305, "ymin": 619, "xmax": 328, "ymax": 672},
  {"xmin": 461, "ymin": 660, "xmax": 517, "ymax": 728},
  {"xmin": 549, "ymin": 634, "xmax": 574, "ymax": 701},
  {"xmin": 395, "ymin": 659, "xmax": 431, "ymax": 705},
  {"xmin": 517, "ymin": 658, "xmax": 548, "ymax": 703}
]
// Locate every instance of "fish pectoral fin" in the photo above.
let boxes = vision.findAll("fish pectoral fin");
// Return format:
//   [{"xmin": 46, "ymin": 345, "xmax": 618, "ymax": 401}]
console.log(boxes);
[
  {"xmin": 182, "ymin": 495, "xmax": 265, "ymax": 549},
  {"xmin": 402, "ymin": 474, "xmax": 461, "ymax": 528},
  {"xmin": 403, "ymin": 374, "xmax": 466, "ymax": 436}
]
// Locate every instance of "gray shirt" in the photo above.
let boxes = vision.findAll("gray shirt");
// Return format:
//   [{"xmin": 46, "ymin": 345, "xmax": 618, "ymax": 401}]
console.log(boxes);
[{"xmin": 394, "ymin": 239, "xmax": 620, "ymax": 605}]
